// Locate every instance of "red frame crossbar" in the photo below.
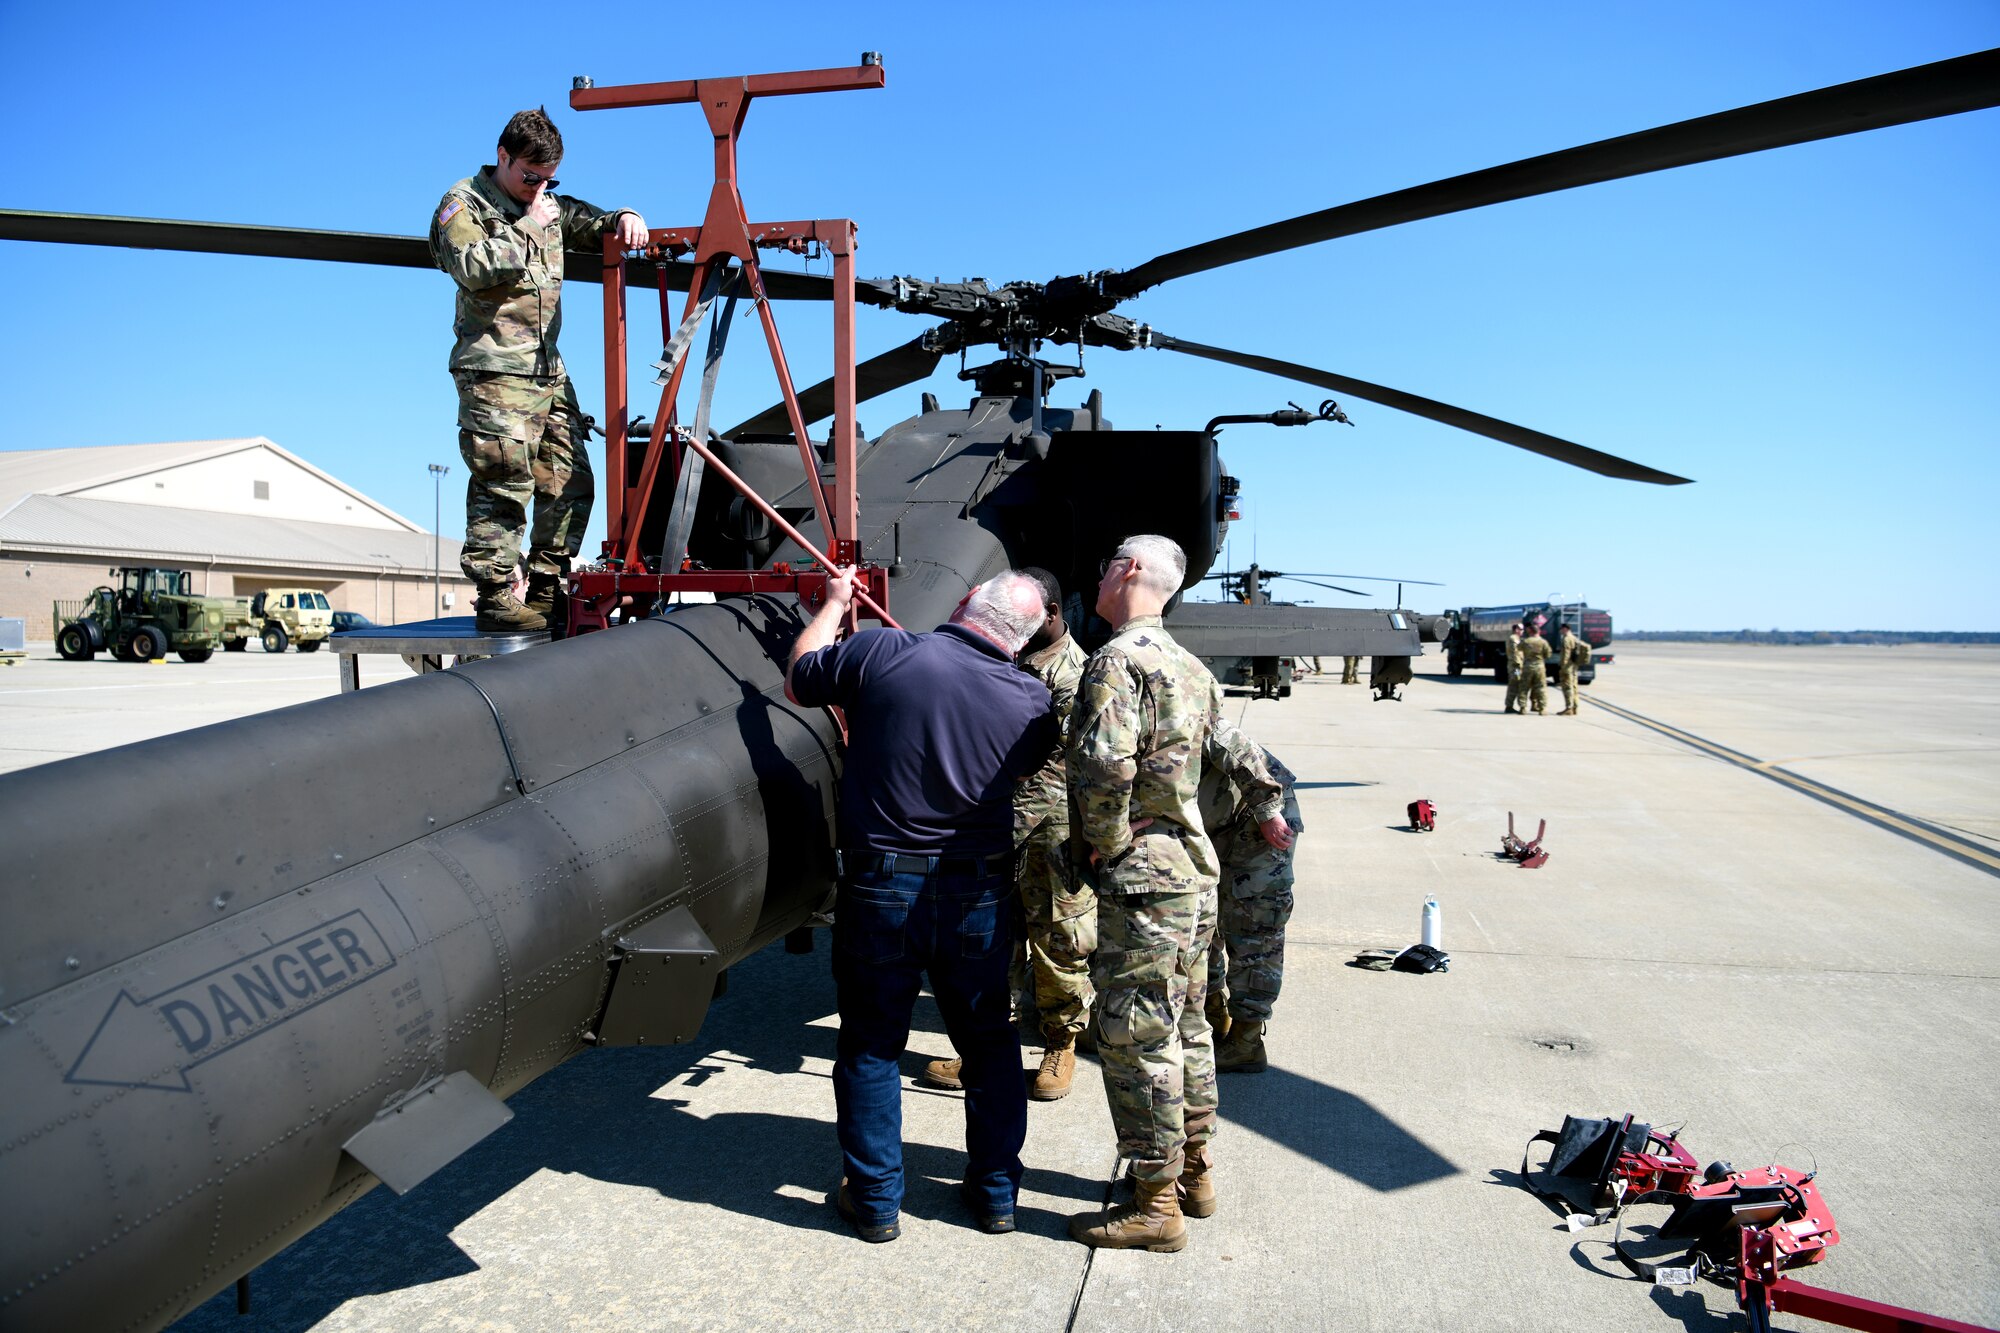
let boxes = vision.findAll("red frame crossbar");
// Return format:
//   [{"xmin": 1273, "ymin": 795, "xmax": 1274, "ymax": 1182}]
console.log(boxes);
[{"xmin": 565, "ymin": 62, "xmax": 891, "ymax": 634}]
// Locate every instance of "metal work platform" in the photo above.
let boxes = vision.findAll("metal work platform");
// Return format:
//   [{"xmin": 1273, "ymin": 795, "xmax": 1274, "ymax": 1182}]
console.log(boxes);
[{"xmin": 330, "ymin": 617, "xmax": 546, "ymax": 692}]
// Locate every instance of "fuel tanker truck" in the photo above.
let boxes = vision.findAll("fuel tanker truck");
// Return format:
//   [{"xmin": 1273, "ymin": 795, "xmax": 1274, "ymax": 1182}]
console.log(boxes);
[{"xmin": 1443, "ymin": 602, "xmax": 1612, "ymax": 684}]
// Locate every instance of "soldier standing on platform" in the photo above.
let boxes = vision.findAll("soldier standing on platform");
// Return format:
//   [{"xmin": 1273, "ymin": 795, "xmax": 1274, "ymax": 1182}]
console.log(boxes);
[
  {"xmin": 1503, "ymin": 622, "xmax": 1526, "ymax": 713},
  {"xmin": 1519, "ymin": 623, "xmax": 1553, "ymax": 715},
  {"xmin": 1068, "ymin": 535, "xmax": 1290, "ymax": 1252},
  {"xmin": 1556, "ymin": 622, "xmax": 1591, "ymax": 715},
  {"xmin": 430, "ymin": 108, "xmax": 648, "ymax": 632},
  {"xmin": 1201, "ymin": 718, "xmax": 1300, "ymax": 1075}
]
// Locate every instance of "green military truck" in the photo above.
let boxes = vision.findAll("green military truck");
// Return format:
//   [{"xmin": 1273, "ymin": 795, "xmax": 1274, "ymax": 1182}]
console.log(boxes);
[
  {"xmin": 225, "ymin": 587, "xmax": 335, "ymax": 653},
  {"xmin": 54, "ymin": 567, "xmax": 235, "ymax": 663}
]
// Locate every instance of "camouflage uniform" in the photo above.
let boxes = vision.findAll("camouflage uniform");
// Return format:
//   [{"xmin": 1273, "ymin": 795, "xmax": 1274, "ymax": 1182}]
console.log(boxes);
[
  {"xmin": 1200, "ymin": 719, "xmax": 1299, "ymax": 1024},
  {"xmin": 1557, "ymin": 629, "xmax": 1591, "ymax": 713},
  {"xmin": 1504, "ymin": 632, "xmax": 1526, "ymax": 712},
  {"xmin": 1340, "ymin": 655, "xmax": 1361, "ymax": 684},
  {"xmin": 1013, "ymin": 630, "xmax": 1092, "ymax": 1038},
  {"xmin": 1520, "ymin": 632, "xmax": 1552, "ymax": 713},
  {"xmin": 430, "ymin": 168, "xmax": 628, "ymax": 589},
  {"xmin": 1069, "ymin": 616, "xmax": 1278, "ymax": 1183}
]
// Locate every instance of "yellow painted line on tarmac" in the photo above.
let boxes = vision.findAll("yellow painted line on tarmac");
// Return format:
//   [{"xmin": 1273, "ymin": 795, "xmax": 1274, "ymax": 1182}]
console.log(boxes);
[{"xmin": 1589, "ymin": 695, "xmax": 2000, "ymax": 878}]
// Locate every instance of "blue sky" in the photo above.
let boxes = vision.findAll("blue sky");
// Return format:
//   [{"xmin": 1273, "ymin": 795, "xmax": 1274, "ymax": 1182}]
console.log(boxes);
[{"xmin": 4, "ymin": 2, "xmax": 1995, "ymax": 629}]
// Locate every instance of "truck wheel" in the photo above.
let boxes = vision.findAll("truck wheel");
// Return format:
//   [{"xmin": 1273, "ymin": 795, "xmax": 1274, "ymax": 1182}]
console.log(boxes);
[
  {"xmin": 57, "ymin": 623, "xmax": 96, "ymax": 661},
  {"xmin": 178, "ymin": 648, "xmax": 214, "ymax": 663},
  {"xmin": 223, "ymin": 637, "xmax": 248, "ymax": 652},
  {"xmin": 297, "ymin": 638, "xmax": 322, "ymax": 654},
  {"xmin": 130, "ymin": 626, "xmax": 169, "ymax": 661},
  {"xmin": 1446, "ymin": 655, "xmax": 1463, "ymax": 677},
  {"xmin": 114, "ymin": 636, "xmax": 138, "ymax": 662},
  {"xmin": 262, "ymin": 624, "xmax": 289, "ymax": 653}
]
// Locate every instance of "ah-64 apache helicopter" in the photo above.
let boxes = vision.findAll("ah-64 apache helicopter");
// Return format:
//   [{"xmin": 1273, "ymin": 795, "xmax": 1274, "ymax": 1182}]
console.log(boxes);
[{"xmin": 1, "ymin": 48, "xmax": 1994, "ymax": 1333}]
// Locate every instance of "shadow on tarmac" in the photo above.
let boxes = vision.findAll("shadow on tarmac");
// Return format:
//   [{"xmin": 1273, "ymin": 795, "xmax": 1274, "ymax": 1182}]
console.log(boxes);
[
  {"xmin": 174, "ymin": 939, "xmax": 1091, "ymax": 1332},
  {"xmin": 1224, "ymin": 1065, "xmax": 1458, "ymax": 1192}
]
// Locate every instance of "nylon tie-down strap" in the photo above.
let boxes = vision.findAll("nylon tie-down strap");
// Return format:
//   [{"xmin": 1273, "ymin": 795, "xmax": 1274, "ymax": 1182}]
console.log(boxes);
[{"xmin": 658, "ymin": 267, "xmax": 743, "ymax": 578}]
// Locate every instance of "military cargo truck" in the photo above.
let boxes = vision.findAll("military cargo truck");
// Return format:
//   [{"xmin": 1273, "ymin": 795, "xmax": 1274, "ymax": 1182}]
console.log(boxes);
[
  {"xmin": 1443, "ymin": 602, "xmax": 1611, "ymax": 684},
  {"xmin": 225, "ymin": 588, "xmax": 335, "ymax": 653},
  {"xmin": 53, "ymin": 567, "xmax": 233, "ymax": 663}
]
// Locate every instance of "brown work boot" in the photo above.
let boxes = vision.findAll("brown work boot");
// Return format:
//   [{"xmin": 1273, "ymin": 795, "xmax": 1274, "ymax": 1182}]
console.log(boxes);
[
  {"xmin": 1032, "ymin": 1034, "xmax": 1076, "ymax": 1101},
  {"xmin": 523, "ymin": 572, "xmax": 561, "ymax": 619},
  {"xmin": 1177, "ymin": 1143, "xmax": 1218, "ymax": 1218},
  {"xmin": 1217, "ymin": 1020, "xmax": 1268, "ymax": 1073},
  {"xmin": 920, "ymin": 1057, "xmax": 964, "ymax": 1091},
  {"xmin": 1069, "ymin": 1176, "xmax": 1188, "ymax": 1251},
  {"xmin": 474, "ymin": 585, "xmax": 547, "ymax": 634},
  {"xmin": 1204, "ymin": 989, "xmax": 1231, "ymax": 1041}
]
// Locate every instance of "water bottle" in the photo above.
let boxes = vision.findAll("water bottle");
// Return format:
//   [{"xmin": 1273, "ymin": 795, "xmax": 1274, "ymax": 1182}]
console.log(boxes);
[{"xmin": 1421, "ymin": 897, "xmax": 1442, "ymax": 950}]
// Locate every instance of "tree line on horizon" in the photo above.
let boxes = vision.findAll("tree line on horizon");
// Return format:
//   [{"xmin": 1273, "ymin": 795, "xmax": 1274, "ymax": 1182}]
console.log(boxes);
[{"xmin": 1619, "ymin": 630, "xmax": 2000, "ymax": 645}]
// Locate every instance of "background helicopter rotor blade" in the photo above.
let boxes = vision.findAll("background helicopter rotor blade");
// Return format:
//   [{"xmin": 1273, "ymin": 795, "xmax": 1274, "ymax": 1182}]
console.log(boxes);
[
  {"xmin": 1280, "ymin": 576, "xmax": 1372, "ymax": 597},
  {"xmin": 0, "ymin": 210, "xmax": 839, "ymax": 299},
  {"xmin": 1281, "ymin": 572, "xmax": 1447, "ymax": 586},
  {"xmin": 1108, "ymin": 48, "xmax": 2000, "ymax": 297},
  {"xmin": 727, "ymin": 330, "xmax": 947, "ymax": 437},
  {"xmin": 1148, "ymin": 331, "xmax": 1693, "ymax": 485}
]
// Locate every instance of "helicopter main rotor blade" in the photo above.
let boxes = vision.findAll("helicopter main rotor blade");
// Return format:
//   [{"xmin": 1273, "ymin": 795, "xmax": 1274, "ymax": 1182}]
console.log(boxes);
[
  {"xmin": 1109, "ymin": 48, "xmax": 2000, "ymax": 297},
  {"xmin": 1283, "ymin": 572, "xmax": 1446, "ymax": 586},
  {"xmin": 1148, "ymin": 332, "xmax": 1692, "ymax": 485},
  {"xmin": 0, "ymin": 210, "xmax": 839, "ymax": 300},
  {"xmin": 1281, "ymin": 577, "xmax": 1371, "ymax": 597},
  {"xmin": 727, "ymin": 330, "xmax": 947, "ymax": 438}
]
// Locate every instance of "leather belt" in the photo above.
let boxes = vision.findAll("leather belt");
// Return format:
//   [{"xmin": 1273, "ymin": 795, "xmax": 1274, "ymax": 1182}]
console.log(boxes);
[{"xmin": 839, "ymin": 850, "xmax": 1000, "ymax": 880}]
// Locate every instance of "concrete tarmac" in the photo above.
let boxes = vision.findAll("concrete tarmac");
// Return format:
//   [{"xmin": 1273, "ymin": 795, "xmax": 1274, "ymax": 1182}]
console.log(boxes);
[{"xmin": 8, "ymin": 640, "xmax": 1994, "ymax": 1331}]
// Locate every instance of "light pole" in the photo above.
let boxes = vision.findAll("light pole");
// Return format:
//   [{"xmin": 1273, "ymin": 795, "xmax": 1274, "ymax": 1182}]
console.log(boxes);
[{"xmin": 428, "ymin": 464, "xmax": 449, "ymax": 619}]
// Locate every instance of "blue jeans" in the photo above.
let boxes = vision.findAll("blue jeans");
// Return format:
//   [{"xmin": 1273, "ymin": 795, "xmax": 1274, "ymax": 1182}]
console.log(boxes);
[{"xmin": 831, "ymin": 863, "xmax": 1026, "ymax": 1224}]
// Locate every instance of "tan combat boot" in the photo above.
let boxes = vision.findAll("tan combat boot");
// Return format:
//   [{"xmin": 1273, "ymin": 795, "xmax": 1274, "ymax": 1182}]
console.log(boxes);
[
  {"xmin": 1069, "ymin": 1176, "xmax": 1188, "ymax": 1251},
  {"xmin": 1217, "ymin": 1020, "xmax": 1268, "ymax": 1073},
  {"xmin": 1204, "ymin": 990, "xmax": 1231, "ymax": 1041},
  {"xmin": 523, "ymin": 571, "xmax": 561, "ymax": 620},
  {"xmin": 1032, "ymin": 1033, "xmax": 1076, "ymax": 1101},
  {"xmin": 919, "ymin": 1057, "xmax": 964, "ymax": 1091},
  {"xmin": 475, "ymin": 585, "xmax": 548, "ymax": 634},
  {"xmin": 1177, "ymin": 1143, "xmax": 1218, "ymax": 1218}
]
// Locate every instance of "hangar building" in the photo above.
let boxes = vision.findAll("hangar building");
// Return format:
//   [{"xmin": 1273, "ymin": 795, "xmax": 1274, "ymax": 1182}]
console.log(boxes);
[{"xmin": 0, "ymin": 439, "xmax": 473, "ymax": 640}]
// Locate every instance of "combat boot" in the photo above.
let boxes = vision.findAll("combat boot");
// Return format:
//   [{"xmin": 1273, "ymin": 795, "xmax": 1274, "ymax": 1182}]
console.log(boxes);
[
  {"xmin": 1177, "ymin": 1143, "xmax": 1218, "ymax": 1218},
  {"xmin": 1203, "ymin": 989, "xmax": 1231, "ymax": 1041},
  {"xmin": 474, "ymin": 585, "xmax": 547, "ymax": 634},
  {"xmin": 920, "ymin": 1057, "xmax": 964, "ymax": 1091},
  {"xmin": 1217, "ymin": 1020, "xmax": 1268, "ymax": 1073},
  {"xmin": 1032, "ymin": 1033, "xmax": 1076, "ymax": 1101},
  {"xmin": 523, "ymin": 571, "xmax": 561, "ymax": 621},
  {"xmin": 1069, "ymin": 1176, "xmax": 1187, "ymax": 1251}
]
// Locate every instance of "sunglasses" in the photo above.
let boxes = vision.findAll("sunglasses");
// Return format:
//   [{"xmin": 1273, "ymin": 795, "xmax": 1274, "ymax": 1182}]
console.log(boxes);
[
  {"xmin": 519, "ymin": 168, "xmax": 559, "ymax": 189},
  {"xmin": 1098, "ymin": 555, "xmax": 1132, "ymax": 577}
]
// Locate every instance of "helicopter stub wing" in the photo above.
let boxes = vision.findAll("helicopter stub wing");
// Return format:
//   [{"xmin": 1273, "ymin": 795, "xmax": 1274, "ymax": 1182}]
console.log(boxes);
[{"xmin": 1165, "ymin": 602, "xmax": 1423, "ymax": 659}]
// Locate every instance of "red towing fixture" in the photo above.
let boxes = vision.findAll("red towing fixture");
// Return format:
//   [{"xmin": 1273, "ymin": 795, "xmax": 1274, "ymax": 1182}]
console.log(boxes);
[{"xmin": 565, "ymin": 58, "xmax": 895, "ymax": 637}]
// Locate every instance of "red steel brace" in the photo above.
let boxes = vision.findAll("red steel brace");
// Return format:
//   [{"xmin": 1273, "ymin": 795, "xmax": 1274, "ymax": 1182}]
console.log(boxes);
[{"xmin": 570, "ymin": 62, "xmax": 883, "ymax": 630}]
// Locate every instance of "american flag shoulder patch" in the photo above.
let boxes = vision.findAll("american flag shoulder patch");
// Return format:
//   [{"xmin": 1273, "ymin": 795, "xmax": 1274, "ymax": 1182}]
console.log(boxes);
[{"xmin": 437, "ymin": 200, "xmax": 464, "ymax": 226}]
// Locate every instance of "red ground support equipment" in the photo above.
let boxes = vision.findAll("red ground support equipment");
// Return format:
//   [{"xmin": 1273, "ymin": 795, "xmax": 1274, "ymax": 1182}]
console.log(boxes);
[
  {"xmin": 1521, "ymin": 1113, "xmax": 1999, "ymax": 1333},
  {"xmin": 1501, "ymin": 812, "xmax": 1549, "ymax": 868},
  {"xmin": 562, "ymin": 60, "xmax": 893, "ymax": 637},
  {"xmin": 1407, "ymin": 799, "xmax": 1438, "ymax": 832}
]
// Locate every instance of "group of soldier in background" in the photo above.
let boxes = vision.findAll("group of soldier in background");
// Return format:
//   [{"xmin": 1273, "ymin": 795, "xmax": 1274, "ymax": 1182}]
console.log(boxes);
[
  {"xmin": 1503, "ymin": 620, "xmax": 1592, "ymax": 715},
  {"xmin": 923, "ymin": 537, "xmax": 1302, "ymax": 1253}
]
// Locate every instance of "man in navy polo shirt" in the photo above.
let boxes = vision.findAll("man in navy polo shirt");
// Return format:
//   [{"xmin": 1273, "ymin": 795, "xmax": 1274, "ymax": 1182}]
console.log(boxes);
[{"xmin": 787, "ymin": 565, "xmax": 1057, "ymax": 1242}]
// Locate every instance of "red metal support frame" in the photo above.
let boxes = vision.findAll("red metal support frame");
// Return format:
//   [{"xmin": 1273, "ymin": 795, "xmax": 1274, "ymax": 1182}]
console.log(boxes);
[{"xmin": 568, "ymin": 63, "xmax": 883, "ymax": 633}]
